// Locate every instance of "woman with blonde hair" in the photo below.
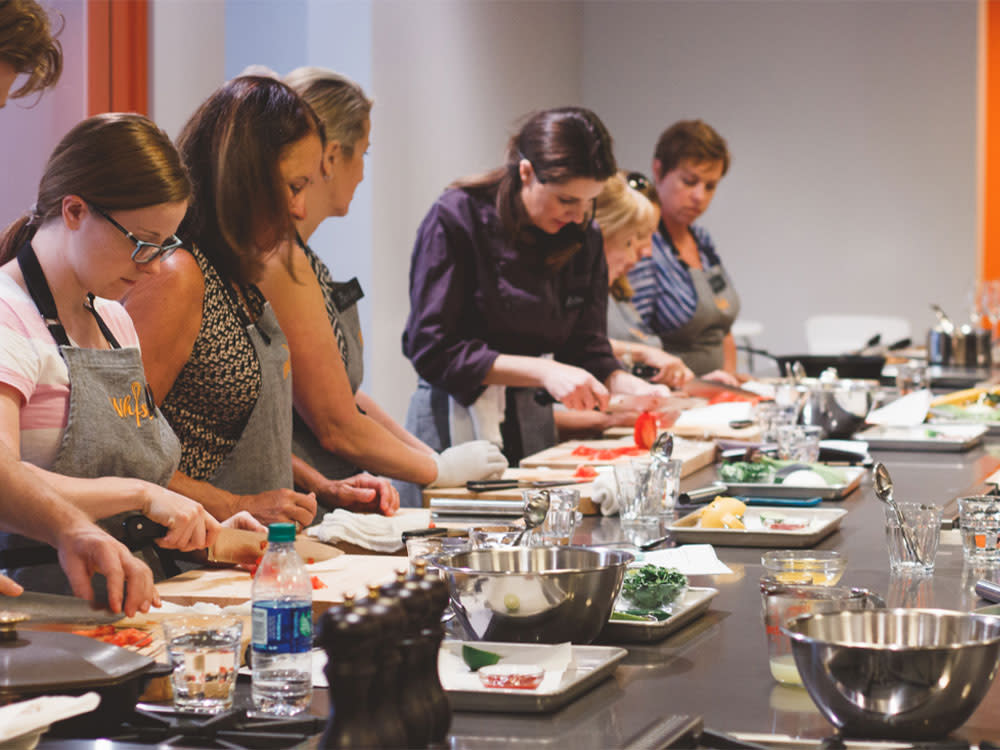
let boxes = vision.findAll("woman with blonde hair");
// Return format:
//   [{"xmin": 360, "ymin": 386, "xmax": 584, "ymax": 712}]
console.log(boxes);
[{"xmin": 258, "ymin": 66, "xmax": 506, "ymax": 501}]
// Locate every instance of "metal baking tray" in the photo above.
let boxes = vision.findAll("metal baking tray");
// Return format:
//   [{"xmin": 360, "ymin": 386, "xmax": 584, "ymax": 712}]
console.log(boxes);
[
  {"xmin": 598, "ymin": 587, "xmax": 719, "ymax": 644},
  {"xmin": 855, "ymin": 423, "xmax": 987, "ymax": 452},
  {"xmin": 441, "ymin": 641, "xmax": 626, "ymax": 713},
  {"xmin": 721, "ymin": 466, "xmax": 864, "ymax": 500},
  {"xmin": 667, "ymin": 507, "xmax": 848, "ymax": 548},
  {"xmin": 928, "ymin": 412, "xmax": 1000, "ymax": 436}
]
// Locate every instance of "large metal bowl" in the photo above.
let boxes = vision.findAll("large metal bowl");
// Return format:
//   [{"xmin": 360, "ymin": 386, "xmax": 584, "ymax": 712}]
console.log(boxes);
[
  {"xmin": 433, "ymin": 546, "xmax": 633, "ymax": 644},
  {"xmin": 783, "ymin": 608, "xmax": 1000, "ymax": 739}
]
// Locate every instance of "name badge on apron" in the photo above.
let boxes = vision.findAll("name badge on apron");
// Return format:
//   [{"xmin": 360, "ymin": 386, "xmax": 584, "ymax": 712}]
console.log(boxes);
[
  {"xmin": 565, "ymin": 294, "xmax": 586, "ymax": 310},
  {"xmin": 331, "ymin": 277, "xmax": 364, "ymax": 311},
  {"xmin": 709, "ymin": 269, "xmax": 730, "ymax": 312}
]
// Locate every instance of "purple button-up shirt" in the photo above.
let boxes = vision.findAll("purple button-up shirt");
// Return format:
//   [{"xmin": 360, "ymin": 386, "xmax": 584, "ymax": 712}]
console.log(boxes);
[{"xmin": 402, "ymin": 187, "xmax": 621, "ymax": 407}]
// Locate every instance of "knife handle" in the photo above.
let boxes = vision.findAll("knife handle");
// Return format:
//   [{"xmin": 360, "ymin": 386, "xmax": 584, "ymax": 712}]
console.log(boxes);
[
  {"xmin": 975, "ymin": 579, "xmax": 1000, "ymax": 604},
  {"xmin": 121, "ymin": 514, "xmax": 169, "ymax": 549}
]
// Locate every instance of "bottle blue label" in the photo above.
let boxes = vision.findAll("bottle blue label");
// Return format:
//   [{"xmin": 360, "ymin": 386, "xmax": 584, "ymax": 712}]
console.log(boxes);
[{"xmin": 252, "ymin": 601, "xmax": 312, "ymax": 654}]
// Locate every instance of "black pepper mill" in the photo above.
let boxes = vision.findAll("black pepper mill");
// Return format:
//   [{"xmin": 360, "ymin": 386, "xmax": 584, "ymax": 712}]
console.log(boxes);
[
  {"xmin": 361, "ymin": 583, "xmax": 410, "ymax": 749},
  {"xmin": 382, "ymin": 569, "xmax": 434, "ymax": 747},
  {"xmin": 317, "ymin": 593, "xmax": 381, "ymax": 749},
  {"xmin": 411, "ymin": 560, "xmax": 452, "ymax": 744}
]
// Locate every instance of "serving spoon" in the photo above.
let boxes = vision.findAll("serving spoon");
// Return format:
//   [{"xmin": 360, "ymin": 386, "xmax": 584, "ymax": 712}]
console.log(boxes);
[
  {"xmin": 873, "ymin": 462, "xmax": 922, "ymax": 565},
  {"xmin": 513, "ymin": 489, "xmax": 551, "ymax": 545},
  {"xmin": 651, "ymin": 432, "xmax": 674, "ymax": 461}
]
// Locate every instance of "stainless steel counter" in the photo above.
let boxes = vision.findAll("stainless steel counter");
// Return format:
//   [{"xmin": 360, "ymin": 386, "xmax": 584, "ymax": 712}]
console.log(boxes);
[{"xmin": 439, "ymin": 442, "xmax": 1000, "ymax": 748}]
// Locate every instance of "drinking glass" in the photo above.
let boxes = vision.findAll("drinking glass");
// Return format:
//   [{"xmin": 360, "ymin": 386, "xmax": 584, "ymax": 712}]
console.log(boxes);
[
  {"xmin": 614, "ymin": 459, "xmax": 660, "ymax": 527},
  {"xmin": 538, "ymin": 488, "xmax": 581, "ymax": 545},
  {"xmin": 958, "ymin": 495, "xmax": 1000, "ymax": 563},
  {"xmin": 655, "ymin": 458, "xmax": 683, "ymax": 515},
  {"xmin": 163, "ymin": 615, "xmax": 243, "ymax": 713},
  {"xmin": 884, "ymin": 502, "xmax": 942, "ymax": 573}
]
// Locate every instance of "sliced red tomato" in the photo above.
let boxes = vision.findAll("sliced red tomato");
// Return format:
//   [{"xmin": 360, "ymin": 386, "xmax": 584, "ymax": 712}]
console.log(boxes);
[
  {"xmin": 571, "ymin": 445, "xmax": 597, "ymax": 457},
  {"xmin": 634, "ymin": 412, "xmax": 658, "ymax": 450},
  {"xmin": 311, "ymin": 575, "xmax": 327, "ymax": 590},
  {"xmin": 573, "ymin": 464, "xmax": 599, "ymax": 479}
]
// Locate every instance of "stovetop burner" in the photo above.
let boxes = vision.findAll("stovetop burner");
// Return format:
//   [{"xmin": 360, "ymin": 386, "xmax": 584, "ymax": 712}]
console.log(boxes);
[{"xmin": 102, "ymin": 707, "xmax": 325, "ymax": 749}]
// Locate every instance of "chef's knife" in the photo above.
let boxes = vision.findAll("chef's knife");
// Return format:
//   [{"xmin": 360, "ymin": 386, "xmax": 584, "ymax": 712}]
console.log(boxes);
[
  {"xmin": 0, "ymin": 591, "xmax": 124, "ymax": 624},
  {"xmin": 465, "ymin": 478, "xmax": 590, "ymax": 492},
  {"xmin": 681, "ymin": 378, "xmax": 762, "ymax": 402},
  {"xmin": 121, "ymin": 516, "xmax": 342, "ymax": 566}
]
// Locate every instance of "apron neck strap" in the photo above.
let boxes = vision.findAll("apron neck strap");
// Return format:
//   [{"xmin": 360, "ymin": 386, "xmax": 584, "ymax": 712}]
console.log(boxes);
[{"xmin": 16, "ymin": 241, "xmax": 121, "ymax": 349}]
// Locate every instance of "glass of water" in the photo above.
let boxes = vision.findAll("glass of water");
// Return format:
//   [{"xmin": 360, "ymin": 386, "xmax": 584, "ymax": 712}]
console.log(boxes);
[
  {"xmin": 163, "ymin": 615, "xmax": 243, "ymax": 713},
  {"xmin": 959, "ymin": 495, "xmax": 1000, "ymax": 563}
]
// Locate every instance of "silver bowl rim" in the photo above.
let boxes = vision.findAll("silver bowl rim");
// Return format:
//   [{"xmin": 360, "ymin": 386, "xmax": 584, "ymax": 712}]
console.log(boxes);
[
  {"xmin": 430, "ymin": 544, "xmax": 635, "ymax": 576},
  {"xmin": 782, "ymin": 607, "xmax": 1000, "ymax": 652}
]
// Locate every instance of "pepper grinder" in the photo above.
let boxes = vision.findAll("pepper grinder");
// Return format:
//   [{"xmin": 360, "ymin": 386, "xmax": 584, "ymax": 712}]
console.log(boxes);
[
  {"xmin": 317, "ymin": 593, "xmax": 381, "ymax": 749},
  {"xmin": 361, "ymin": 583, "xmax": 409, "ymax": 749},
  {"xmin": 411, "ymin": 561, "xmax": 452, "ymax": 744}
]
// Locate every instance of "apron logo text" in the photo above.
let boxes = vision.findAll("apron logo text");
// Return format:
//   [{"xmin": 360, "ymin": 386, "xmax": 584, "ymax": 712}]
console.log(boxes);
[{"xmin": 109, "ymin": 381, "xmax": 153, "ymax": 427}]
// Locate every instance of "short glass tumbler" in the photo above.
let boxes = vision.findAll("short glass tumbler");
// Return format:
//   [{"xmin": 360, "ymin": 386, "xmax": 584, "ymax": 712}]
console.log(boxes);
[
  {"xmin": 163, "ymin": 615, "xmax": 243, "ymax": 713},
  {"xmin": 884, "ymin": 502, "xmax": 942, "ymax": 573},
  {"xmin": 959, "ymin": 495, "xmax": 1000, "ymax": 563}
]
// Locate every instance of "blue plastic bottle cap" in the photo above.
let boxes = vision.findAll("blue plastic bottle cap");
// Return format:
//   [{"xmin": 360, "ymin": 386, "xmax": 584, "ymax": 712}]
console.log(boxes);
[{"xmin": 268, "ymin": 522, "xmax": 296, "ymax": 543}]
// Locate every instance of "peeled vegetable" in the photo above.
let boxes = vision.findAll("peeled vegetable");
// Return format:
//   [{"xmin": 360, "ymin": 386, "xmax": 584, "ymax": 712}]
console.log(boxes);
[
  {"xmin": 778, "ymin": 469, "xmax": 827, "ymax": 487},
  {"xmin": 699, "ymin": 496, "xmax": 747, "ymax": 529}
]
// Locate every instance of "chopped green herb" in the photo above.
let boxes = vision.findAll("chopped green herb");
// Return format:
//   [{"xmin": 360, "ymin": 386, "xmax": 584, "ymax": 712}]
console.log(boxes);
[
  {"xmin": 462, "ymin": 645, "xmax": 502, "ymax": 671},
  {"xmin": 621, "ymin": 564, "xmax": 688, "ymax": 610}
]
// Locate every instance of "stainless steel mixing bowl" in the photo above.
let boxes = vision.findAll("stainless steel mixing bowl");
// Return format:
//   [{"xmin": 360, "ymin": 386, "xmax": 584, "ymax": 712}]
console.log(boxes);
[
  {"xmin": 783, "ymin": 608, "xmax": 1000, "ymax": 739},
  {"xmin": 433, "ymin": 546, "xmax": 634, "ymax": 644}
]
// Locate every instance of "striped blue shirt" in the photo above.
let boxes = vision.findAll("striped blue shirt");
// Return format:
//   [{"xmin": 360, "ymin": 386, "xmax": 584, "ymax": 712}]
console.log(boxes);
[{"xmin": 628, "ymin": 224, "xmax": 721, "ymax": 335}]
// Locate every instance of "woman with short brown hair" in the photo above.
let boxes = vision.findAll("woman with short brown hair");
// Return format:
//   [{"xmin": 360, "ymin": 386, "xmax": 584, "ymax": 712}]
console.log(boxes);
[{"xmin": 0, "ymin": 0, "xmax": 62, "ymax": 107}]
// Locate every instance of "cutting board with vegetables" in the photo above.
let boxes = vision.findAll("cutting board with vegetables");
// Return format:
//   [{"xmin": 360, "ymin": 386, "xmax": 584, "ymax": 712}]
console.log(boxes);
[
  {"xmin": 519, "ymin": 436, "xmax": 716, "ymax": 476},
  {"xmin": 156, "ymin": 554, "xmax": 405, "ymax": 620},
  {"xmin": 605, "ymin": 422, "xmax": 761, "ymax": 442},
  {"xmin": 422, "ymin": 468, "xmax": 601, "ymax": 515}
]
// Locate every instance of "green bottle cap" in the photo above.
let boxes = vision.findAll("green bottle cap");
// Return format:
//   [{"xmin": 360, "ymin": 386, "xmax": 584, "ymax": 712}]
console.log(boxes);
[{"xmin": 268, "ymin": 522, "xmax": 296, "ymax": 543}]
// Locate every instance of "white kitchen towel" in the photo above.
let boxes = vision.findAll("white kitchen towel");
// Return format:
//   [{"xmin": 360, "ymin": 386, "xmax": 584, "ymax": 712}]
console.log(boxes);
[
  {"xmin": 634, "ymin": 544, "xmax": 733, "ymax": 575},
  {"xmin": 306, "ymin": 508, "xmax": 431, "ymax": 553},
  {"xmin": 449, "ymin": 384, "xmax": 506, "ymax": 447},
  {"xmin": 590, "ymin": 467, "xmax": 620, "ymax": 516},
  {"xmin": 865, "ymin": 389, "xmax": 932, "ymax": 426}
]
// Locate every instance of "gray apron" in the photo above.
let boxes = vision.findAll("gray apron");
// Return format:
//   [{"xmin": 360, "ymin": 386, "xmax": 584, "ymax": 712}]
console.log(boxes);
[
  {"xmin": 606, "ymin": 294, "xmax": 662, "ymax": 349},
  {"xmin": 1, "ymin": 242, "xmax": 181, "ymax": 592},
  {"xmin": 397, "ymin": 379, "xmax": 556, "ymax": 508},
  {"xmin": 291, "ymin": 278, "xmax": 365, "ymax": 481},
  {"xmin": 208, "ymin": 301, "xmax": 295, "ymax": 496},
  {"xmin": 658, "ymin": 265, "xmax": 740, "ymax": 375}
]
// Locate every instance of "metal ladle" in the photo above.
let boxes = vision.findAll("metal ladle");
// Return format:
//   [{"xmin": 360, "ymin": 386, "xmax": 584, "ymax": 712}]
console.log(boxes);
[
  {"xmin": 873, "ymin": 462, "xmax": 922, "ymax": 565},
  {"xmin": 513, "ymin": 489, "xmax": 551, "ymax": 545}
]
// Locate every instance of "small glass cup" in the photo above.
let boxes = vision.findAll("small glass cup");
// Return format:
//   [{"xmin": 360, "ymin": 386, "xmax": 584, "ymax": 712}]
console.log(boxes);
[
  {"xmin": 761, "ymin": 550, "xmax": 846, "ymax": 586},
  {"xmin": 884, "ymin": 502, "xmax": 942, "ymax": 573},
  {"xmin": 405, "ymin": 535, "xmax": 468, "ymax": 575},
  {"xmin": 895, "ymin": 360, "xmax": 929, "ymax": 395},
  {"xmin": 163, "ymin": 615, "xmax": 243, "ymax": 713},
  {"xmin": 958, "ymin": 495, "xmax": 1000, "ymax": 563},
  {"xmin": 537, "ymin": 488, "xmax": 581, "ymax": 545},
  {"xmin": 469, "ymin": 525, "xmax": 520, "ymax": 549},
  {"xmin": 614, "ymin": 460, "xmax": 659, "ymax": 526},
  {"xmin": 756, "ymin": 402, "xmax": 797, "ymax": 443},
  {"xmin": 653, "ymin": 458, "xmax": 683, "ymax": 515}
]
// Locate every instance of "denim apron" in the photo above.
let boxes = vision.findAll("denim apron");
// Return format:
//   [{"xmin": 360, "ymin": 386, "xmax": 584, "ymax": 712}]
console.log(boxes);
[{"xmin": 0, "ymin": 242, "xmax": 182, "ymax": 592}]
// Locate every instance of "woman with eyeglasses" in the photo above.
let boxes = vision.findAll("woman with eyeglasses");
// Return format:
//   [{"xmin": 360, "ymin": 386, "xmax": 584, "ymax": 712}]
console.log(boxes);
[
  {"xmin": 124, "ymin": 76, "xmax": 398, "ymax": 523},
  {"xmin": 256, "ymin": 67, "xmax": 506, "ymax": 497},
  {"xmin": 627, "ymin": 121, "xmax": 742, "ymax": 384},
  {"xmin": 400, "ymin": 107, "xmax": 670, "ymax": 492},
  {"xmin": 0, "ymin": 113, "xmax": 269, "ymax": 596}
]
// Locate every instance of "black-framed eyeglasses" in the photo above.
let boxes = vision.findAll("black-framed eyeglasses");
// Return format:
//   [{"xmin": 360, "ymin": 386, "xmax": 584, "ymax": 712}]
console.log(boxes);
[
  {"xmin": 626, "ymin": 172, "xmax": 651, "ymax": 191},
  {"xmin": 90, "ymin": 204, "xmax": 183, "ymax": 264}
]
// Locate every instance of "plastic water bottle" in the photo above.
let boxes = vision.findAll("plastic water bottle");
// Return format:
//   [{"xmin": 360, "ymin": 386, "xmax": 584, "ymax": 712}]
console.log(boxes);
[{"xmin": 251, "ymin": 522, "xmax": 313, "ymax": 715}]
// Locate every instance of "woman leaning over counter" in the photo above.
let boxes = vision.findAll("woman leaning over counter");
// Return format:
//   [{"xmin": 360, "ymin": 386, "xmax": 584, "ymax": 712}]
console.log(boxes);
[
  {"xmin": 402, "ymin": 107, "xmax": 670, "ymax": 487},
  {"xmin": 627, "ymin": 120, "xmax": 741, "ymax": 383},
  {"xmin": 0, "ymin": 114, "xmax": 261, "ymax": 593},
  {"xmin": 258, "ymin": 67, "xmax": 506, "ymax": 495},
  {"xmin": 124, "ymin": 76, "xmax": 398, "ymax": 524}
]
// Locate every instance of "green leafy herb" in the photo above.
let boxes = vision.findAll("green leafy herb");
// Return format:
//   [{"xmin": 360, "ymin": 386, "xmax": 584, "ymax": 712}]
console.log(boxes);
[
  {"xmin": 719, "ymin": 461, "xmax": 773, "ymax": 483},
  {"xmin": 621, "ymin": 564, "xmax": 688, "ymax": 610},
  {"xmin": 462, "ymin": 645, "xmax": 502, "ymax": 672}
]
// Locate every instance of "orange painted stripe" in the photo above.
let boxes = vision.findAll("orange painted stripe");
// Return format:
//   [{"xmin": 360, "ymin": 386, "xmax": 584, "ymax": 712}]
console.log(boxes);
[
  {"xmin": 985, "ymin": 0, "xmax": 1000, "ymax": 280},
  {"xmin": 87, "ymin": 0, "xmax": 148, "ymax": 116}
]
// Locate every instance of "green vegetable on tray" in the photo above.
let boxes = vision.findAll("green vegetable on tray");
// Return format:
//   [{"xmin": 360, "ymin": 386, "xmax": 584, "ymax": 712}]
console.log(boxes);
[
  {"xmin": 462, "ymin": 645, "xmax": 502, "ymax": 672},
  {"xmin": 620, "ymin": 564, "xmax": 688, "ymax": 611},
  {"xmin": 719, "ymin": 455, "xmax": 846, "ymax": 486}
]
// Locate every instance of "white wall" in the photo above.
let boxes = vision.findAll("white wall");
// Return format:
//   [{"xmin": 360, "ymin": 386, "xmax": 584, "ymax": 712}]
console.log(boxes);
[
  {"xmin": 581, "ymin": 0, "xmax": 978, "ymax": 362},
  {"xmin": 0, "ymin": 0, "xmax": 87, "ymax": 231},
  {"xmin": 369, "ymin": 0, "xmax": 582, "ymax": 422}
]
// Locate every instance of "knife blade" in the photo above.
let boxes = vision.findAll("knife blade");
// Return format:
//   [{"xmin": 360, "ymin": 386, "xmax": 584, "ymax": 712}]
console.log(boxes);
[
  {"xmin": 0, "ymin": 591, "xmax": 124, "ymax": 624},
  {"xmin": 465, "ymin": 478, "xmax": 589, "ymax": 492},
  {"xmin": 681, "ymin": 378, "xmax": 762, "ymax": 402},
  {"xmin": 121, "ymin": 516, "xmax": 342, "ymax": 566}
]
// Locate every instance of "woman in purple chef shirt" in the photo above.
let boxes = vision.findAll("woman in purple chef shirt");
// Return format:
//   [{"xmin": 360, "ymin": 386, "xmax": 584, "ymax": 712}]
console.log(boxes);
[{"xmin": 400, "ymin": 107, "xmax": 671, "ymax": 502}]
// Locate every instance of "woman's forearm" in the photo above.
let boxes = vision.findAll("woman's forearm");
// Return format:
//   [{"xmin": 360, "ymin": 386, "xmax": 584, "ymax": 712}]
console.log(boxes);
[
  {"xmin": 355, "ymin": 391, "xmax": 435, "ymax": 455},
  {"xmin": 20, "ymin": 464, "xmax": 153, "ymax": 521}
]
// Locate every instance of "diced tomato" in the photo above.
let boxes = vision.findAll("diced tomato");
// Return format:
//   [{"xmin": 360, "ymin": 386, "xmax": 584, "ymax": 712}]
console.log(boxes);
[
  {"xmin": 593, "ymin": 450, "xmax": 618, "ymax": 460},
  {"xmin": 707, "ymin": 391, "xmax": 760, "ymax": 405},
  {"xmin": 634, "ymin": 412, "xmax": 659, "ymax": 450},
  {"xmin": 573, "ymin": 465, "xmax": 599, "ymax": 479},
  {"xmin": 311, "ymin": 575, "xmax": 327, "ymax": 590},
  {"xmin": 571, "ymin": 445, "xmax": 597, "ymax": 457}
]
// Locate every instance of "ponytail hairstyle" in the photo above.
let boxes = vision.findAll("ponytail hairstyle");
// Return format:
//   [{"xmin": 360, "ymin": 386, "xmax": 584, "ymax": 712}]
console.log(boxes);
[
  {"xmin": 452, "ymin": 106, "xmax": 617, "ymax": 268},
  {"xmin": 284, "ymin": 66, "xmax": 372, "ymax": 157},
  {"xmin": 0, "ymin": 113, "xmax": 190, "ymax": 263},
  {"xmin": 176, "ymin": 75, "xmax": 325, "ymax": 284},
  {"xmin": 0, "ymin": 0, "xmax": 63, "ymax": 101}
]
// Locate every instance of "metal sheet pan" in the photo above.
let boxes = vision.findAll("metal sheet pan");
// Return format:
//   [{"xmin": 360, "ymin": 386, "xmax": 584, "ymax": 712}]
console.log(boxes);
[
  {"xmin": 855, "ymin": 423, "xmax": 987, "ymax": 452},
  {"xmin": 598, "ymin": 587, "xmax": 719, "ymax": 644},
  {"xmin": 722, "ymin": 466, "xmax": 864, "ymax": 500},
  {"xmin": 442, "ymin": 641, "xmax": 627, "ymax": 713},
  {"xmin": 667, "ymin": 507, "xmax": 848, "ymax": 548}
]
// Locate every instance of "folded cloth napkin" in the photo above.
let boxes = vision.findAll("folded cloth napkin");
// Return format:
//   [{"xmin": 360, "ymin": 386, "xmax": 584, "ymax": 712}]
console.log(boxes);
[
  {"xmin": 865, "ymin": 389, "xmax": 932, "ymax": 426},
  {"xmin": 590, "ymin": 467, "xmax": 619, "ymax": 517},
  {"xmin": 449, "ymin": 384, "xmax": 506, "ymax": 447},
  {"xmin": 306, "ymin": 508, "xmax": 431, "ymax": 553}
]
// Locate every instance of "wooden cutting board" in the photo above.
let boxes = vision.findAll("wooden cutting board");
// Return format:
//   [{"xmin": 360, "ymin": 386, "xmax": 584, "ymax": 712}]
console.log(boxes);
[
  {"xmin": 605, "ymin": 422, "xmax": 762, "ymax": 442},
  {"xmin": 422, "ymin": 468, "xmax": 601, "ymax": 515},
  {"xmin": 518, "ymin": 436, "xmax": 717, "ymax": 477},
  {"xmin": 156, "ymin": 554, "xmax": 406, "ymax": 620}
]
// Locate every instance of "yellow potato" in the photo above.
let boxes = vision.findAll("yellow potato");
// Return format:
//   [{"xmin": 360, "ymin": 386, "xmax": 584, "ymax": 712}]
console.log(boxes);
[{"xmin": 699, "ymin": 496, "xmax": 747, "ymax": 529}]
